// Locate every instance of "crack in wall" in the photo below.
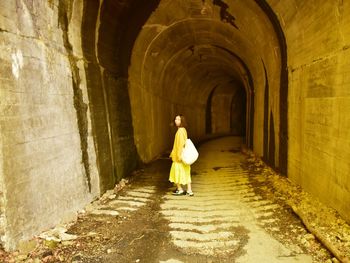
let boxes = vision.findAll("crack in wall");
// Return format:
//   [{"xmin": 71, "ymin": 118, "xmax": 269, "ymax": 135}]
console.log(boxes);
[{"xmin": 58, "ymin": 1, "xmax": 91, "ymax": 192}]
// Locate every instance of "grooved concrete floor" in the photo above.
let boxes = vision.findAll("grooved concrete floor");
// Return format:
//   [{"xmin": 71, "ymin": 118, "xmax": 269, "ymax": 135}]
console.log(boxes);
[
  {"xmin": 18, "ymin": 136, "xmax": 331, "ymax": 262},
  {"xmin": 159, "ymin": 136, "xmax": 313, "ymax": 262}
]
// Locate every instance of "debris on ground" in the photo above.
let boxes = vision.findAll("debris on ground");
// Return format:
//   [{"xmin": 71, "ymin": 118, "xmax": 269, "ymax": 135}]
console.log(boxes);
[
  {"xmin": 39, "ymin": 226, "xmax": 78, "ymax": 243},
  {"xmin": 114, "ymin": 178, "xmax": 130, "ymax": 193},
  {"xmin": 242, "ymin": 147, "xmax": 350, "ymax": 263},
  {"xmin": 1, "ymin": 153, "xmax": 349, "ymax": 262},
  {"xmin": 0, "ymin": 176, "xmax": 133, "ymax": 263}
]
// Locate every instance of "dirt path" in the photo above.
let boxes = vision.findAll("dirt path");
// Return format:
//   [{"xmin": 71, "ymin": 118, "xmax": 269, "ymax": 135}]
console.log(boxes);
[{"xmin": 1, "ymin": 136, "xmax": 335, "ymax": 263}]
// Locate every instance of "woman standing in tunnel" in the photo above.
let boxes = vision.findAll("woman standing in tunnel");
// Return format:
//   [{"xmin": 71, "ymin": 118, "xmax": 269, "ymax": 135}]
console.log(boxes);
[{"xmin": 169, "ymin": 115, "xmax": 194, "ymax": 196}]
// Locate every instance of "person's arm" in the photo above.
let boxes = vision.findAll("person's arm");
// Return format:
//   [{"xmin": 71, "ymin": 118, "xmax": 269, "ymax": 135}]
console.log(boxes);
[{"xmin": 176, "ymin": 128, "xmax": 187, "ymax": 161}]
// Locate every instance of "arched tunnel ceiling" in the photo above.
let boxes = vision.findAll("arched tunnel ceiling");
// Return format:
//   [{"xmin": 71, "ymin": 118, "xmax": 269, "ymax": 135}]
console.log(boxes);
[
  {"xmin": 128, "ymin": 0, "xmax": 287, "ymax": 169},
  {"xmin": 140, "ymin": 19, "xmax": 264, "ymax": 99},
  {"xmin": 130, "ymin": 0, "xmax": 282, "ymax": 108},
  {"xmin": 160, "ymin": 45, "xmax": 252, "ymax": 104}
]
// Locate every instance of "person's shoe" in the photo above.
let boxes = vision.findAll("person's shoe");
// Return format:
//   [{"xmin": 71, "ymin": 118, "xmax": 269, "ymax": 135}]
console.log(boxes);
[
  {"xmin": 172, "ymin": 189, "xmax": 185, "ymax": 195},
  {"xmin": 186, "ymin": 191, "xmax": 194, "ymax": 196}
]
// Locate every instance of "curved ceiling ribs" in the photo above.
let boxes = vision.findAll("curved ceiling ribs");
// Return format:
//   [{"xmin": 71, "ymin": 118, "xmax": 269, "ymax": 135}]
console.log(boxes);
[
  {"xmin": 140, "ymin": 18, "xmax": 261, "ymax": 103},
  {"xmin": 129, "ymin": 0, "xmax": 287, "ymax": 171}
]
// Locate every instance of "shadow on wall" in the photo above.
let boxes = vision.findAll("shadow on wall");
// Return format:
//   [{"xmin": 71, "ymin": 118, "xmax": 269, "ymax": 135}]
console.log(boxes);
[
  {"xmin": 230, "ymin": 86, "xmax": 247, "ymax": 136},
  {"xmin": 80, "ymin": 0, "xmax": 161, "ymax": 193}
]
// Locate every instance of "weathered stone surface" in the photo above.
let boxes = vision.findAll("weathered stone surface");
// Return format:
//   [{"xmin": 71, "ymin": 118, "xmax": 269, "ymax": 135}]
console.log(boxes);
[
  {"xmin": 0, "ymin": 0, "xmax": 349, "ymax": 252},
  {"xmin": 0, "ymin": 0, "xmax": 99, "ymax": 250},
  {"xmin": 90, "ymin": 209, "xmax": 119, "ymax": 216},
  {"xmin": 39, "ymin": 226, "xmax": 77, "ymax": 243},
  {"xmin": 269, "ymin": 0, "xmax": 350, "ymax": 223},
  {"xmin": 17, "ymin": 239, "xmax": 38, "ymax": 255}
]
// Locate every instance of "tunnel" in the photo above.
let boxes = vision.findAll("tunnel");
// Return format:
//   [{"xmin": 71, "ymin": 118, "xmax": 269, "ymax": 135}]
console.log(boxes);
[{"xmin": 0, "ymin": 0, "xmax": 349, "ymax": 253}]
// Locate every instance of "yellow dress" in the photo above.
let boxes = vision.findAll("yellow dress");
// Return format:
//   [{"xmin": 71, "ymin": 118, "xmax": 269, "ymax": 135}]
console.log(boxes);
[{"xmin": 169, "ymin": 127, "xmax": 191, "ymax": 185}]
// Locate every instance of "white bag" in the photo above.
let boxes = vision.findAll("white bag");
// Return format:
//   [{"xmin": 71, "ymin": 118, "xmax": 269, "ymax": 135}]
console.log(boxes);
[{"xmin": 181, "ymin": 139, "xmax": 199, "ymax": 165}]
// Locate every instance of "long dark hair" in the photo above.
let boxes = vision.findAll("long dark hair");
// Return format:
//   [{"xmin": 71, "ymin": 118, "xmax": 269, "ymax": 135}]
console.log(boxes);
[{"xmin": 175, "ymin": 114, "xmax": 187, "ymax": 128}]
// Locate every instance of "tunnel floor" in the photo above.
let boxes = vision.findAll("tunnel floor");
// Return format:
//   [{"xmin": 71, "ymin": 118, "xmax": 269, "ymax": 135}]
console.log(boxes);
[{"xmin": 3, "ymin": 137, "xmax": 339, "ymax": 262}]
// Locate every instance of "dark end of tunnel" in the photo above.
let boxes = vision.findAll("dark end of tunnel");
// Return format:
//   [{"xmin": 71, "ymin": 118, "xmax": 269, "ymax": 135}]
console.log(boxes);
[{"xmin": 211, "ymin": 45, "xmax": 255, "ymax": 148}]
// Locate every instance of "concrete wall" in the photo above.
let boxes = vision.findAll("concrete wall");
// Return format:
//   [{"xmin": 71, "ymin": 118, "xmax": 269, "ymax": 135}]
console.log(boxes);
[
  {"xmin": 0, "ymin": 1, "xmax": 100, "ymax": 249},
  {"xmin": 0, "ymin": 0, "xmax": 146, "ymax": 249},
  {"xmin": 80, "ymin": 0, "xmax": 142, "ymax": 192},
  {"xmin": 267, "ymin": 0, "xmax": 350, "ymax": 222},
  {"xmin": 1, "ymin": 0, "xmax": 349, "ymax": 250}
]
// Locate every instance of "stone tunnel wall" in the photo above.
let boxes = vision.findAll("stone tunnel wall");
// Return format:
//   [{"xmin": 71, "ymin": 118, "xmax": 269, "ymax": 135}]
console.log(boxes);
[
  {"xmin": 268, "ymin": 0, "xmax": 350, "ymax": 222},
  {"xmin": 80, "ymin": 0, "xmax": 142, "ymax": 193},
  {"xmin": 0, "ymin": 0, "xmax": 147, "ymax": 250},
  {"xmin": 0, "ymin": 0, "xmax": 349, "ymax": 251},
  {"xmin": 0, "ymin": 1, "xmax": 100, "ymax": 249}
]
